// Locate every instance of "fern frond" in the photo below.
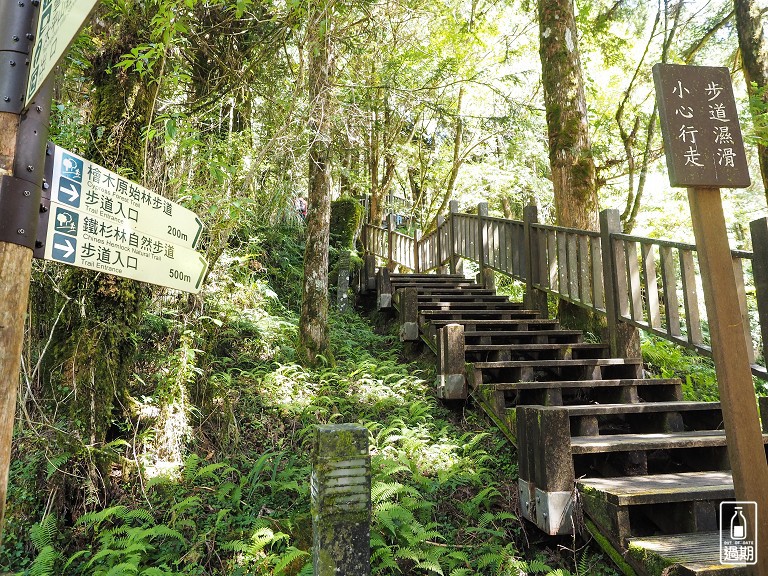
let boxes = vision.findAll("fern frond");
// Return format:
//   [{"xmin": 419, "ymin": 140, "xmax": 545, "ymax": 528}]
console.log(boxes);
[
  {"xmin": 105, "ymin": 561, "xmax": 140, "ymax": 575},
  {"xmin": 30, "ymin": 514, "xmax": 58, "ymax": 551},
  {"xmin": 124, "ymin": 508, "xmax": 154, "ymax": 525},
  {"xmin": 76, "ymin": 505, "xmax": 130, "ymax": 529},
  {"xmin": 28, "ymin": 545, "xmax": 62, "ymax": 576},
  {"xmin": 273, "ymin": 547, "xmax": 309, "ymax": 574}
]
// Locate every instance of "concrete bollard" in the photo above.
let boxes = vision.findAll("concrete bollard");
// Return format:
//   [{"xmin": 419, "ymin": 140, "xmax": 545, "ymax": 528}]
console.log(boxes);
[
  {"xmin": 377, "ymin": 268, "xmax": 392, "ymax": 309},
  {"xmin": 337, "ymin": 251, "xmax": 351, "ymax": 312},
  {"xmin": 398, "ymin": 287, "xmax": 419, "ymax": 341},
  {"xmin": 435, "ymin": 323, "xmax": 466, "ymax": 399},
  {"xmin": 312, "ymin": 424, "xmax": 371, "ymax": 576}
]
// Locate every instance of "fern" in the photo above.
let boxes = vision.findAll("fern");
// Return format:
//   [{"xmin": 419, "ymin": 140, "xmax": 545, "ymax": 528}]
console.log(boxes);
[
  {"xmin": 272, "ymin": 547, "xmax": 309, "ymax": 574},
  {"xmin": 29, "ymin": 514, "xmax": 58, "ymax": 551},
  {"xmin": 27, "ymin": 546, "xmax": 62, "ymax": 576}
]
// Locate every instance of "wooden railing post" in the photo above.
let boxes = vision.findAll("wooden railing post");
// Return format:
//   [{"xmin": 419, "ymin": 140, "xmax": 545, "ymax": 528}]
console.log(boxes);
[
  {"xmin": 523, "ymin": 205, "xmax": 548, "ymax": 317},
  {"xmin": 599, "ymin": 209, "xmax": 640, "ymax": 358},
  {"xmin": 386, "ymin": 213, "xmax": 396, "ymax": 271},
  {"xmin": 477, "ymin": 202, "xmax": 494, "ymax": 290},
  {"xmin": 750, "ymin": 217, "xmax": 768, "ymax": 365},
  {"xmin": 413, "ymin": 229, "xmax": 421, "ymax": 273},
  {"xmin": 448, "ymin": 201, "xmax": 460, "ymax": 275},
  {"xmin": 436, "ymin": 215, "xmax": 445, "ymax": 274}
]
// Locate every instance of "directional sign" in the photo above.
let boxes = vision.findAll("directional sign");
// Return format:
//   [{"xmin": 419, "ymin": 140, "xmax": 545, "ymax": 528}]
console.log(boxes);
[
  {"xmin": 49, "ymin": 145, "xmax": 204, "ymax": 249},
  {"xmin": 27, "ymin": 0, "xmax": 100, "ymax": 104},
  {"xmin": 42, "ymin": 202, "xmax": 208, "ymax": 293}
]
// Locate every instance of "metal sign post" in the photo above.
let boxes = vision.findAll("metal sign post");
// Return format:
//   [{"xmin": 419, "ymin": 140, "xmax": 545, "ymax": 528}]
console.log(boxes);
[{"xmin": 654, "ymin": 63, "xmax": 768, "ymax": 573}]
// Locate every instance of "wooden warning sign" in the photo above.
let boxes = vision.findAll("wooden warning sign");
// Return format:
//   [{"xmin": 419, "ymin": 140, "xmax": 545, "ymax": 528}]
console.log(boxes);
[{"xmin": 653, "ymin": 63, "xmax": 750, "ymax": 188}]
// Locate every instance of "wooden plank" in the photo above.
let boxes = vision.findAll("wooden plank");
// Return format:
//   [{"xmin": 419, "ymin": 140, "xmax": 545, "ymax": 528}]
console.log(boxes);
[
  {"xmin": 537, "ymin": 229, "xmax": 548, "ymax": 288},
  {"xmin": 642, "ymin": 243, "xmax": 662, "ymax": 329},
  {"xmin": 732, "ymin": 257, "xmax": 755, "ymax": 364},
  {"xmin": 579, "ymin": 471, "xmax": 733, "ymax": 506},
  {"xmin": 660, "ymin": 246, "xmax": 681, "ymax": 337},
  {"xmin": 513, "ymin": 224, "xmax": 522, "ymax": 278},
  {"xmin": 548, "ymin": 231, "xmax": 557, "ymax": 289},
  {"xmin": 626, "ymin": 241, "xmax": 644, "ymax": 322},
  {"xmin": 567, "ymin": 233, "xmax": 579, "ymax": 300},
  {"xmin": 579, "ymin": 235, "xmax": 591, "ymax": 305},
  {"xmin": 628, "ymin": 531, "xmax": 743, "ymax": 573},
  {"xmin": 571, "ymin": 430, "xmax": 752, "ymax": 454},
  {"xmin": 688, "ymin": 186, "xmax": 768, "ymax": 567},
  {"xmin": 680, "ymin": 248, "xmax": 703, "ymax": 345},
  {"xmin": 591, "ymin": 236, "xmax": 604, "ymax": 309},
  {"xmin": 613, "ymin": 236, "xmax": 631, "ymax": 318},
  {"xmin": 487, "ymin": 378, "xmax": 681, "ymax": 390},
  {"xmin": 557, "ymin": 232, "xmax": 568, "ymax": 297}
]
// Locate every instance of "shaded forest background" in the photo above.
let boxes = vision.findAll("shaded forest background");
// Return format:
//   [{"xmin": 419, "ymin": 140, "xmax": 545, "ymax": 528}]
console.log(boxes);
[{"xmin": 2, "ymin": 0, "xmax": 767, "ymax": 574}]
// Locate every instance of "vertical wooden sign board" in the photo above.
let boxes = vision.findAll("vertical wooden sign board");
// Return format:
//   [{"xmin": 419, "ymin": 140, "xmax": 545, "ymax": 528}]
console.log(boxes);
[{"xmin": 654, "ymin": 63, "xmax": 767, "ymax": 573}]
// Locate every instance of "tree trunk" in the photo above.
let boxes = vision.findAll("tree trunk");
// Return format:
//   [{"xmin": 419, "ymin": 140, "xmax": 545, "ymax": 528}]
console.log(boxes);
[
  {"xmin": 538, "ymin": 0, "xmax": 598, "ymax": 231},
  {"xmin": 734, "ymin": 0, "xmax": 768, "ymax": 201},
  {"xmin": 42, "ymin": 2, "xmax": 153, "ymax": 510},
  {"xmin": 539, "ymin": 0, "xmax": 599, "ymax": 332},
  {"xmin": 299, "ymin": 4, "xmax": 335, "ymax": 364}
]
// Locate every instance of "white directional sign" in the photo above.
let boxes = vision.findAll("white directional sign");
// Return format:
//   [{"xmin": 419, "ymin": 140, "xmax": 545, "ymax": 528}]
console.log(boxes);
[
  {"xmin": 43, "ymin": 202, "xmax": 208, "ymax": 293},
  {"xmin": 27, "ymin": 0, "xmax": 100, "ymax": 104},
  {"xmin": 49, "ymin": 145, "xmax": 204, "ymax": 249}
]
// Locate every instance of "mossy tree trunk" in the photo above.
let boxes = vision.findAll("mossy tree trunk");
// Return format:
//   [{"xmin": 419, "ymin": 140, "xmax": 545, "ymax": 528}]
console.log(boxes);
[
  {"xmin": 300, "ymin": 3, "xmax": 336, "ymax": 364},
  {"xmin": 734, "ymin": 0, "xmax": 768, "ymax": 203},
  {"xmin": 538, "ymin": 0, "xmax": 598, "ymax": 232},
  {"xmin": 538, "ymin": 0, "xmax": 600, "ymax": 332},
  {"xmin": 44, "ymin": 1, "xmax": 154, "ymax": 507}
]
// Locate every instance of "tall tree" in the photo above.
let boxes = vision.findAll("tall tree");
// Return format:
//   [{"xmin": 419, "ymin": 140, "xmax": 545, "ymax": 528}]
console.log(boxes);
[
  {"xmin": 538, "ymin": 0, "xmax": 598, "ymax": 231},
  {"xmin": 299, "ymin": 0, "xmax": 336, "ymax": 363},
  {"xmin": 734, "ymin": 0, "xmax": 768, "ymax": 200}
]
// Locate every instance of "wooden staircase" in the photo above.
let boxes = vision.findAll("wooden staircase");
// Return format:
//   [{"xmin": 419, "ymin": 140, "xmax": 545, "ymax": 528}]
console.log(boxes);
[{"xmin": 370, "ymin": 269, "xmax": 765, "ymax": 576}]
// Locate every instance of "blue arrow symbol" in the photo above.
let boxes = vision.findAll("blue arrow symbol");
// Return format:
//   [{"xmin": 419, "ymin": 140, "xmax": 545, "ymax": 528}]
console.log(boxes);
[{"xmin": 53, "ymin": 238, "xmax": 75, "ymax": 259}]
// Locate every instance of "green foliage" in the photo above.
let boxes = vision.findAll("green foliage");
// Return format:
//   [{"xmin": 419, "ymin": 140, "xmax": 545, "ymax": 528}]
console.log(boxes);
[{"xmin": 641, "ymin": 334, "xmax": 721, "ymax": 401}]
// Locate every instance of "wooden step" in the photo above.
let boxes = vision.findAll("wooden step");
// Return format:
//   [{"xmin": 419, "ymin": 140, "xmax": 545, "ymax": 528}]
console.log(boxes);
[
  {"xmin": 418, "ymin": 301, "xmax": 524, "ymax": 310},
  {"xmin": 470, "ymin": 358, "xmax": 644, "ymax": 387},
  {"xmin": 416, "ymin": 288, "xmax": 497, "ymax": 296},
  {"xmin": 464, "ymin": 329, "xmax": 582, "ymax": 339},
  {"xmin": 389, "ymin": 273, "xmax": 466, "ymax": 278},
  {"xmin": 485, "ymin": 378, "xmax": 682, "ymax": 392},
  {"xmin": 476, "ymin": 378, "xmax": 683, "ymax": 407},
  {"xmin": 465, "ymin": 342, "xmax": 608, "ymax": 361},
  {"xmin": 571, "ymin": 430, "xmax": 743, "ymax": 454},
  {"xmin": 429, "ymin": 318, "xmax": 559, "ymax": 327},
  {"xmin": 571, "ymin": 430, "xmax": 768, "ymax": 479},
  {"xmin": 391, "ymin": 277, "xmax": 474, "ymax": 286},
  {"xmin": 627, "ymin": 532, "xmax": 749, "ymax": 575},
  {"xmin": 420, "ymin": 309, "xmax": 540, "ymax": 320},
  {"xmin": 562, "ymin": 401, "xmax": 723, "ymax": 436},
  {"xmin": 417, "ymin": 294, "xmax": 511, "ymax": 302},
  {"xmin": 579, "ymin": 471, "xmax": 734, "ymax": 507},
  {"xmin": 579, "ymin": 472, "xmax": 735, "ymax": 545}
]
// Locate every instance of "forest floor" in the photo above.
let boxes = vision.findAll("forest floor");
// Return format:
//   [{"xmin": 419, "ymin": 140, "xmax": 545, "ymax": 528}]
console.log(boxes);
[{"xmin": 3, "ymin": 226, "xmax": 624, "ymax": 575}]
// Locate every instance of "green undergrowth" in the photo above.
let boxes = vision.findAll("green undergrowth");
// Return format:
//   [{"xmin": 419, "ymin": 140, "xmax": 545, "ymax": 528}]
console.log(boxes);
[
  {"xmin": 5, "ymin": 226, "xmax": 617, "ymax": 576},
  {"xmin": 640, "ymin": 333, "xmax": 767, "ymax": 401}
]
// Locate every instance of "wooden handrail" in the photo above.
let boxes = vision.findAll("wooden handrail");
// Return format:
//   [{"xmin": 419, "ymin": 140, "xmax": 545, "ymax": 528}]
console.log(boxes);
[{"xmin": 362, "ymin": 204, "xmax": 767, "ymax": 379}]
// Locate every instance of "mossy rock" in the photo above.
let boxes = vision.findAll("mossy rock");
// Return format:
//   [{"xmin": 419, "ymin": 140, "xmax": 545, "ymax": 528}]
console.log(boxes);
[{"xmin": 330, "ymin": 196, "xmax": 364, "ymax": 250}]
